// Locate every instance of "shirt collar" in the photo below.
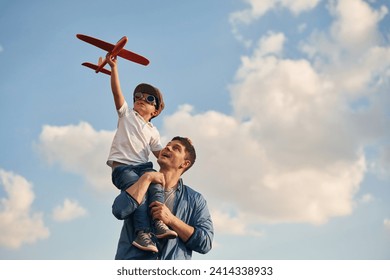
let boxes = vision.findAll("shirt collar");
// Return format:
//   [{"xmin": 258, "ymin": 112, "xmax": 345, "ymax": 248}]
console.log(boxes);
[
  {"xmin": 177, "ymin": 178, "xmax": 183, "ymax": 192},
  {"xmin": 133, "ymin": 109, "xmax": 154, "ymax": 128}
]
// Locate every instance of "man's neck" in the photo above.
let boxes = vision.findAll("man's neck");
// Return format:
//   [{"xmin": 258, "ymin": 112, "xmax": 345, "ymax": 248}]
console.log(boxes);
[{"xmin": 161, "ymin": 169, "xmax": 181, "ymax": 190}]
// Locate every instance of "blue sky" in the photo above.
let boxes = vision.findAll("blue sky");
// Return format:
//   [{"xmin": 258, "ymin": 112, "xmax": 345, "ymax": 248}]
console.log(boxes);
[{"xmin": 0, "ymin": 0, "xmax": 389, "ymax": 260}]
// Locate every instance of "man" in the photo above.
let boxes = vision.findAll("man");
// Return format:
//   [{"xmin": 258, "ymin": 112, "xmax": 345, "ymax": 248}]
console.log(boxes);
[{"xmin": 112, "ymin": 136, "xmax": 214, "ymax": 260}]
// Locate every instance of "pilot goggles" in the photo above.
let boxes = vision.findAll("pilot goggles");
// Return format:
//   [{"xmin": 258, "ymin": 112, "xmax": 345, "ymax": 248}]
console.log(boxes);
[{"xmin": 134, "ymin": 92, "xmax": 157, "ymax": 107}]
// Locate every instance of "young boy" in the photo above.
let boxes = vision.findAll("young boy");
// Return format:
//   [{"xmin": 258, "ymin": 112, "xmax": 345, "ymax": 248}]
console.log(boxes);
[{"xmin": 106, "ymin": 54, "xmax": 177, "ymax": 253}]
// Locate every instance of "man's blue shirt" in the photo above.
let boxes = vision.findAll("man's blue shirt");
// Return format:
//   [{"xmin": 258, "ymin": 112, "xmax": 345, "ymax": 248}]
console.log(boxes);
[{"xmin": 112, "ymin": 179, "xmax": 214, "ymax": 260}]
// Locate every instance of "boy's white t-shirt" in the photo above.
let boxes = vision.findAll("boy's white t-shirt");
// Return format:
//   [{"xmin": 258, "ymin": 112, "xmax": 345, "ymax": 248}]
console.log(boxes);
[{"xmin": 106, "ymin": 101, "xmax": 163, "ymax": 167}]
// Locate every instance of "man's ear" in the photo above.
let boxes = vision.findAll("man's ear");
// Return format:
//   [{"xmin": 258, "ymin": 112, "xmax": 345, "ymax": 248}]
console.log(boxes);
[
  {"xmin": 151, "ymin": 110, "xmax": 159, "ymax": 117},
  {"xmin": 180, "ymin": 160, "xmax": 191, "ymax": 170}
]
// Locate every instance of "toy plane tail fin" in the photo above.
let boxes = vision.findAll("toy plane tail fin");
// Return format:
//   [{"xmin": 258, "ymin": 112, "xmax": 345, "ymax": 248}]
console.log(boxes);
[
  {"xmin": 98, "ymin": 57, "xmax": 103, "ymax": 66},
  {"xmin": 81, "ymin": 62, "xmax": 111, "ymax": 75}
]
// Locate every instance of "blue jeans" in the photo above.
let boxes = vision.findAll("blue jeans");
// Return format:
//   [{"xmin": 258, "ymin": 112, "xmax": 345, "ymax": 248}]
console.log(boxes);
[{"xmin": 111, "ymin": 162, "xmax": 164, "ymax": 232}]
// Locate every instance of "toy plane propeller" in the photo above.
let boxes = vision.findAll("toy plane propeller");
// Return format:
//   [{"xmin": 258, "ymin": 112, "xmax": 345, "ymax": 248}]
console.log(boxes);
[{"xmin": 76, "ymin": 34, "xmax": 149, "ymax": 75}]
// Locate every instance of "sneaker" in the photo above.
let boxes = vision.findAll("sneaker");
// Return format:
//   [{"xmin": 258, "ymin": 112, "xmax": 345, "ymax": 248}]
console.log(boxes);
[
  {"xmin": 132, "ymin": 231, "xmax": 158, "ymax": 253},
  {"xmin": 154, "ymin": 220, "xmax": 178, "ymax": 239}
]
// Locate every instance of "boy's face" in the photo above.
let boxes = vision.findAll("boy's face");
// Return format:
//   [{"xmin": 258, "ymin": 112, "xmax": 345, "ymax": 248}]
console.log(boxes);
[{"xmin": 133, "ymin": 93, "xmax": 158, "ymax": 120}]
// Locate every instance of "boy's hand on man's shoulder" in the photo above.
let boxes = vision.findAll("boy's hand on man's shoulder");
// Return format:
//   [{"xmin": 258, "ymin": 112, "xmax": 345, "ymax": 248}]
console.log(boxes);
[{"xmin": 143, "ymin": 171, "xmax": 165, "ymax": 187}]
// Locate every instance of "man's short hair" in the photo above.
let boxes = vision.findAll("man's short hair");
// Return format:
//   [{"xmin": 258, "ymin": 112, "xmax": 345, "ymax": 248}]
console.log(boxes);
[{"xmin": 172, "ymin": 136, "xmax": 196, "ymax": 172}]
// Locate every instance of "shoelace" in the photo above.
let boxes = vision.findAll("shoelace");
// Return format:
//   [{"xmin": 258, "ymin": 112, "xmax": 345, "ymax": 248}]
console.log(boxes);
[
  {"xmin": 139, "ymin": 232, "xmax": 154, "ymax": 245},
  {"xmin": 155, "ymin": 221, "xmax": 169, "ymax": 232}
]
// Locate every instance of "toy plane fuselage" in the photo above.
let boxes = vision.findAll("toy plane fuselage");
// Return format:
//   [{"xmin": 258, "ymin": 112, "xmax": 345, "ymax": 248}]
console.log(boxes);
[{"xmin": 76, "ymin": 34, "xmax": 149, "ymax": 75}]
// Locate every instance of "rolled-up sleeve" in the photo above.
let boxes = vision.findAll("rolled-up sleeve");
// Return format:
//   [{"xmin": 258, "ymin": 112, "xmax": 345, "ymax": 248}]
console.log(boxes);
[
  {"xmin": 185, "ymin": 195, "xmax": 214, "ymax": 254},
  {"xmin": 112, "ymin": 190, "xmax": 139, "ymax": 220}
]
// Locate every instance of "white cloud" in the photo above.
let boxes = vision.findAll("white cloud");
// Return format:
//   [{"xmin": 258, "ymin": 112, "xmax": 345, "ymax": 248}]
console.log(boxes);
[
  {"xmin": 384, "ymin": 219, "xmax": 390, "ymax": 231},
  {"xmin": 230, "ymin": 0, "xmax": 320, "ymax": 46},
  {"xmin": 230, "ymin": 0, "xmax": 319, "ymax": 25},
  {"xmin": 37, "ymin": 122, "xmax": 115, "ymax": 192},
  {"xmin": 230, "ymin": 0, "xmax": 275, "ymax": 25},
  {"xmin": 301, "ymin": 1, "xmax": 390, "ymax": 97},
  {"xmin": 255, "ymin": 32, "xmax": 286, "ymax": 57},
  {"xmin": 162, "ymin": 104, "xmax": 366, "ymax": 225},
  {"xmin": 281, "ymin": 0, "xmax": 321, "ymax": 14},
  {"xmin": 211, "ymin": 208, "xmax": 264, "ymax": 237},
  {"xmin": 52, "ymin": 198, "xmax": 87, "ymax": 222},
  {"xmin": 329, "ymin": 0, "xmax": 388, "ymax": 50},
  {"xmin": 0, "ymin": 169, "xmax": 49, "ymax": 249},
  {"xmin": 229, "ymin": 0, "xmax": 277, "ymax": 47}
]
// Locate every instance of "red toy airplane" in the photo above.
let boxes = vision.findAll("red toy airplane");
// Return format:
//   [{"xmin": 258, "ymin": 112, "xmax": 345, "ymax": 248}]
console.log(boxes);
[{"xmin": 76, "ymin": 34, "xmax": 149, "ymax": 75}]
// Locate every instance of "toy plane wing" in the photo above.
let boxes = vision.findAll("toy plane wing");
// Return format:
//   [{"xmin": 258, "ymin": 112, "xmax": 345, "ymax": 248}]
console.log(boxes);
[{"xmin": 77, "ymin": 34, "xmax": 114, "ymax": 52}]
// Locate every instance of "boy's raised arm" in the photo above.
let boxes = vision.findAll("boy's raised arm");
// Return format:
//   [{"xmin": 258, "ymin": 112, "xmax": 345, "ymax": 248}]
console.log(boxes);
[{"xmin": 106, "ymin": 54, "xmax": 125, "ymax": 110}]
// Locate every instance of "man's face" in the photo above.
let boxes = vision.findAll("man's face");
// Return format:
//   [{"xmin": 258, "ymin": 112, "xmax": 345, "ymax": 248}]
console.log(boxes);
[{"xmin": 158, "ymin": 140, "xmax": 190, "ymax": 171}]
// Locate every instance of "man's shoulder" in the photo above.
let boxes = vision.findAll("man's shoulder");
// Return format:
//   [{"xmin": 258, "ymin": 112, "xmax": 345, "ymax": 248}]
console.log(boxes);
[
  {"xmin": 180, "ymin": 184, "xmax": 209, "ymax": 214},
  {"xmin": 181, "ymin": 183, "xmax": 204, "ymax": 200}
]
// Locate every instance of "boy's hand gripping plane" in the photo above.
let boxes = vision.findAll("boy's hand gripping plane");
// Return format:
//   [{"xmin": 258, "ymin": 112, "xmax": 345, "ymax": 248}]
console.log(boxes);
[{"xmin": 76, "ymin": 34, "xmax": 149, "ymax": 75}]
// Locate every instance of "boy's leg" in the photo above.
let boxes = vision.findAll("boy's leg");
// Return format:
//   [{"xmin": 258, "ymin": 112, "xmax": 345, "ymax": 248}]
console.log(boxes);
[
  {"xmin": 149, "ymin": 184, "xmax": 178, "ymax": 239},
  {"xmin": 132, "ymin": 200, "xmax": 158, "ymax": 253},
  {"xmin": 112, "ymin": 164, "xmax": 157, "ymax": 252},
  {"xmin": 111, "ymin": 165, "xmax": 139, "ymax": 190}
]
